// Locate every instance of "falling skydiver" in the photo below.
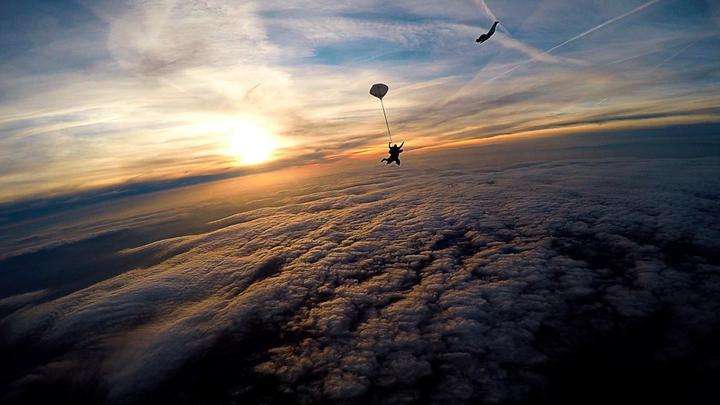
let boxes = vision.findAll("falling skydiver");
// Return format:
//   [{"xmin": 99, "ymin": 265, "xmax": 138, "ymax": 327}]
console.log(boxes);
[
  {"xmin": 381, "ymin": 142, "xmax": 404, "ymax": 166},
  {"xmin": 476, "ymin": 21, "xmax": 499, "ymax": 44}
]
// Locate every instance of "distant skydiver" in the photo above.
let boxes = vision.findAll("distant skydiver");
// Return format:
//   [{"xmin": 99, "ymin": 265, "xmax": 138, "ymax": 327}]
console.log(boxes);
[
  {"xmin": 381, "ymin": 142, "xmax": 404, "ymax": 166},
  {"xmin": 476, "ymin": 21, "xmax": 499, "ymax": 44}
]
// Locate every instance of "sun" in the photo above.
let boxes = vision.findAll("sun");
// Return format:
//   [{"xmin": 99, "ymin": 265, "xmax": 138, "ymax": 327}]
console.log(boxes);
[{"xmin": 227, "ymin": 120, "xmax": 278, "ymax": 165}]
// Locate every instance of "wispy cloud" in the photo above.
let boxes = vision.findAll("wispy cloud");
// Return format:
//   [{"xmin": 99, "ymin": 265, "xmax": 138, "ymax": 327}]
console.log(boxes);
[
  {"xmin": 472, "ymin": 0, "xmax": 511, "ymax": 35},
  {"xmin": 457, "ymin": 0, "xmax": 667, "ymax": 92},
  {"xmin": 0, "ymin": 0, "xmax": 719, "ymax": 202}
]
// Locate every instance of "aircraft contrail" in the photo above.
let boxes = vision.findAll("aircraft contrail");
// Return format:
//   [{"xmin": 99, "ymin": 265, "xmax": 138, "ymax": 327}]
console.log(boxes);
[
  {"xmin": 483, "ymin": 0, "xmax": 663, "ymax": 83},
  {"xmin": 606, "ymin": 47, "xmax": 663, "ymax": 66},
  {"xmin": 608, "ymin": 32, "xmax": 713, "ymax": 67},
  {"xmin": 653, "ymin": 39, "xmax": 698, "ymax": 70},
  {"xmin": 544, "ymin": 0, "xmax": 661, "ymax": 55},
  {"xmin": 443, "ymin": 0, "xmax": 664, "ymax": 106},
  {"xmin": 473, "ymin": 0, "xmax": 510, "ymax": 35},
  {"xmin": 583, "ymin": 35, "xmax": 704, "ymax": 110},
  {"xmin": 589, "ymin": 39, "xmax": 695, "ymax": 107},
  {"xmin": 601, "ymin": 39, "xmax": 696, "ymax": 99}
]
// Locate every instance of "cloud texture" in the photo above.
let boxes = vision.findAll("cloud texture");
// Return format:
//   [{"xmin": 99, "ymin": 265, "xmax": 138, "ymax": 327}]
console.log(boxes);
[{"xmin": 2, "ymin": 152, "xmax": 719, "ymax": 403}]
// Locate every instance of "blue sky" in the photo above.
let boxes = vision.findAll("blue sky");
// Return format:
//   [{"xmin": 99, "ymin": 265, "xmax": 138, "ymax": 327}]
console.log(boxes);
[{"xmin": 0, "ymin": 0, "xmax": 719, "ymax": 203}]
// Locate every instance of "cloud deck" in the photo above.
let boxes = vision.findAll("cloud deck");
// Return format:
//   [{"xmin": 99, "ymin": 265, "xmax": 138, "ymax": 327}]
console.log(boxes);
[{"xmin": 2, "ymin": 154, "xmax": 719, "ymax": 403}]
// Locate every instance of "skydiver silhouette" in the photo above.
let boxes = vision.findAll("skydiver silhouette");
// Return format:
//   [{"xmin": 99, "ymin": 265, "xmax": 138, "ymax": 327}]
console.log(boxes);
[
  {"xmin": 381, "ymin": 142, "xmax": 404, "ymax": 166},
  {"xmin": 476, "ymin": 21, "xmax": 499, "ymax": 44}
]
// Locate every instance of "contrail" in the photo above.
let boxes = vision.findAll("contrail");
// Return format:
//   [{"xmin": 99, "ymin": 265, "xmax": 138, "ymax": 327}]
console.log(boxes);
[
  {"xmin": 544, "ymin": 0, "xmax": 661, "ymax": 55},
  {"xmin": 473, "ymin": 0, "xmax": 510, "ymax": 35},
  {"xmin": 443, "ymin": 0, "xmax": 664, "ymax": 106},
  {"xmin": 608, "ymin": 32, "xmax": 713, "ymax": 67},
  {"xmin": 653, "ymin": 39, "xmax": 697, "ymax": 70},
  {"xmin": 591, "ymin": 39, "xmax": 697, "ymax": 107},
  {"xmin": 606, "ymin": 47, "xmax": 663, "ymax": 65},
  {"xmin": 483, "ymin": 0, "xmax": 663, "ymax": 83}
]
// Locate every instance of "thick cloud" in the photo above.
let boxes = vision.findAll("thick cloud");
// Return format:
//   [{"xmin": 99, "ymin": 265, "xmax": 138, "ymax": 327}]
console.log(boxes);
[{"xmin": 1, "ymin": 154, "xmax": 719, "ymax": 403}]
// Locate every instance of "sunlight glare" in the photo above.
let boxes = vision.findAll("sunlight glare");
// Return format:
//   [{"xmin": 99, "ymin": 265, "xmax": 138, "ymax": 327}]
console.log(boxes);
[{"xmin": 228, "ymin": 120, "xmax": 278, "ymax": 165}]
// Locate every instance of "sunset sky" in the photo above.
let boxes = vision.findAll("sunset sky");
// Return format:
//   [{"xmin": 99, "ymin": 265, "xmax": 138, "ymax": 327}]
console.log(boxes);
[
  {"xmin": 1, "ymin": 0, "xmax": 719, "ymax": 203},
  {"xmin": 2, "ymin": 2, "xmax": 720, "ymax": 402}
]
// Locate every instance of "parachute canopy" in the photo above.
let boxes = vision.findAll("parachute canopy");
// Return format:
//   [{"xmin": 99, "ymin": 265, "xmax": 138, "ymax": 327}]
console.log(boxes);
[{"xmin": 370, "ymin": 83, "xmax": 389, "ymax": 100}]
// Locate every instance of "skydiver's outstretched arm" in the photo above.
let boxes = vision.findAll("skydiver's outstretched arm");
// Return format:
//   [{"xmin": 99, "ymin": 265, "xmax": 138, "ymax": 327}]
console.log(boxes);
[
  {"xmin": 399, "ymin": 141, "xmax": 404, "ymax": 148},
  {"xmin": 388, "ymin": 142, "xmax": 391, "ymax": 148}
]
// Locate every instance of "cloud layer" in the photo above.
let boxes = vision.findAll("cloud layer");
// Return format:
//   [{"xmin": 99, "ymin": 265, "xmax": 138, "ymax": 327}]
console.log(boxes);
[{"xmin": 2, "ymin": 151, "xmax": 719, "ymax": 403}]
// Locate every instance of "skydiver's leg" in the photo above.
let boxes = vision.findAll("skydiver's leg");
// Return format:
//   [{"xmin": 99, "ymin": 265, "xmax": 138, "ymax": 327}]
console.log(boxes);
[
  {"xmin": 381, "ymin": 158, "xmax": 388, "ymax": 163},
  {"xmin": 489, "ymin": 22, "xmax": 498, "ymax": 36},
  {"xmin": 396, "ymin": 159, "xmax": 401, "ymax": 166}
]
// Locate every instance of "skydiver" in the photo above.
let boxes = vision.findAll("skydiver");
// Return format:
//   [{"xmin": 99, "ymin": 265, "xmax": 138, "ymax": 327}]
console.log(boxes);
[
  {"xmin": 381, "ymin": 142, "xmax": 404, "ymax": 166},
  {"xmin": 476, "ymin": 21, "xmax": 499, "ymax": 44}
]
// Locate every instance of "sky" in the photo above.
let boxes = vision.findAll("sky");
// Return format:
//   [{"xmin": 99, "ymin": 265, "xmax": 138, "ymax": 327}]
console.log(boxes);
[{"xmin": 1, "ymin": 0, "xmax": 719, "ymax": 203}]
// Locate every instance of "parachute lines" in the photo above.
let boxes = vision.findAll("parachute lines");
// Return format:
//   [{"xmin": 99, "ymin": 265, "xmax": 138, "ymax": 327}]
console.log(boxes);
[
  {"xmin": 370, "ymin": 83, "xmax": 392, "ymax": 143},
  {"xmin": 380, "ymin": 98, "xmax": 392, "ymax": 143}
]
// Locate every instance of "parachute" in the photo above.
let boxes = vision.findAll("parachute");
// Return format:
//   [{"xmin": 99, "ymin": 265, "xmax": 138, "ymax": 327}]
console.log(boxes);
[
  {"xmin": 370, "ymin": 83, "xmax": 389, "ymax": 100},
  {"xmin": 369, "ymin": 83, "xmax": 393, "ymax": 142}
]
